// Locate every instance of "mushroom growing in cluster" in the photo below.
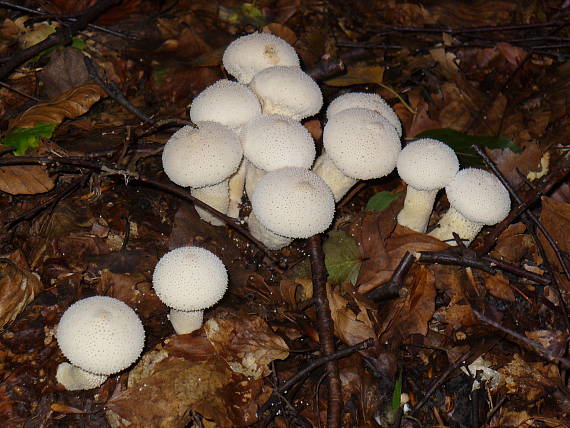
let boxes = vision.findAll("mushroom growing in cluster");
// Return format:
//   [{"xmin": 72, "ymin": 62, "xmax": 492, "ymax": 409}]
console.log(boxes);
[
  {"xmin": 55, "ymin": 296, "xmax": 145, "ymax": 391},
  {"xmin": 152, "ymin": 246, "xmax": 228, "ymax": 334}
]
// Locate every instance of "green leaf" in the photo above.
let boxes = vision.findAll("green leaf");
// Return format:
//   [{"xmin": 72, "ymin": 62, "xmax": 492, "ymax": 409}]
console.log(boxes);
[
  {"xmin": 1, "ymin": 123, "xmax": 56, "ymax": 155},
  {"xmin": 71, "ymin": 37, "xmax": 87, "ymax": 50},
  {"xmin": 391, "ymin": 370, "xmax": 403, "ymax": 410},
  {"xmin": 219, "ymin": 3, "xmax": 267, "ymax": 27},
  {"xmin": 323, "ymin": 231, "xmax": 362, "ymax": 285},
  {"xmin": 416, "ymin": 128, "xmax": 522, "ymax": 168},
  {"xmin": 366, "ymin": 191, "xmax": 402, "ymax": 211}
]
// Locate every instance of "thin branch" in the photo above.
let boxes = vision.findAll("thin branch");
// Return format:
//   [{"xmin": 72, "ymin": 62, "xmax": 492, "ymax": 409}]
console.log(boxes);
[
  {"xmin": 0, "ymin": 80, "xmax": 41, "ymax": 102},
  {"xmin": 374, "ymin": 21, "xmax": 567, "ymax": 36},
  {"xmin": 365, "ymin": 251, "xmax": 416, "ymax": 301}
]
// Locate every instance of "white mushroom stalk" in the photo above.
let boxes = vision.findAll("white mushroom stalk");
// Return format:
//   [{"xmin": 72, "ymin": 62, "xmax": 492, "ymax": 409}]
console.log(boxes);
[
  {"xmin": 313, "ymin": 107, "xmax": 401, "ymax": 202},
  {"xmin": 152, "ymin": 246, "xmax": 228, "ymax": 334},
  {"xmin": 55, "ymin": 296, "xmax": 145, "ymax": 391},
  {"xmin": 222, "ymin": 32, "xmax": 300, "ymax": 84},
  {"xmin": 161, "ymin": 122, "xmax": 243, "ymax": 226},
  {"xmin": 249, "ymin": 167, "xmax": 335, "ymax": 250},
  {"xmin": 227, "ymin": 159, "xmax": 247, "ymax": 218},
  {"xmin": 429, "ymin": 168, "xmax": 511, "ymax": 245},
  {"xmin": 396, "ymin": 138, "xmax": 459, "ymax": 233},
  {"xmin": 249, "ymin": 66, "xmax": 323, "ymax": 121}
]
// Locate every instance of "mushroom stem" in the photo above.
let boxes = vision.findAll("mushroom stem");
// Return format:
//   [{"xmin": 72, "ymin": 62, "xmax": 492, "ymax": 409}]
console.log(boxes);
[
  {"xmin": 228, "ymin": 159, "xmax": 247, "ymax": 218},
  {"xmin": 168, "ymin": 309, "xmax": 204, "ymax": 335},
  {"xmin": 245, "ymin": 161, "xmax": 266, "ymax": 201},
  {"xmin": 428, "ymin": 206, "xmax": 483, "ymax": 245},
  {"xmin": 397, "ymin": 186, "xmax": 438, "ymax": 233},
  {"xmin": 313, "ymin": 152, "xmax": 357, "ymax": 202},
  {"xmin": 56, "ymin": 362, "xmax": 108, "ymax": 391},
  {"xmin": 191, "ymin": 180, "xmax": 229, "ymax": 226},
  {"xmin": 247, "ymin": 212, "xmax": 293, "ymax": 250}
]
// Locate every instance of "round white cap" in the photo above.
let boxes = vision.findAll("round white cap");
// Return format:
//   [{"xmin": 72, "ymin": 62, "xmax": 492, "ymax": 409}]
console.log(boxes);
[
  {"xmin": 162, "ymin": 122, "xmax": 243, "ymax": 188},
  {"xmin": 323, "ymin": 107, "xmax": 401, "ymax": 180},
  {"xmin": 56, "ymin": 296, "xmax": 145, "ymax": 376},
  {"xmin": 250, "ymin": 66, "xmax": 323, "ymax": 121},
  {"xmin": 240, "ymin": 114, "xmax": 315, "ymax": 171},
  {"xmin": 397, "ymin": 138, "xmax": 459, "ymax": 190},
  {"xmin": 446, "ymin": 168, "xmax": 511, "ymax": 225},
  {"xmin": 252, "ymin": 167, "xmax": 335, "ymax": 238},
  {"xmin": 326, "ymin": 92, "xmax": 402, "ymax": 137},
  {"xmin": 222, "ymin": 33, "xmax": 300, "ymax": 84},
  {"xmin": 152, "ymin": 246, "xmax": 228, "ymax": 311},
  {"xmin": 189, "ymin": 79, "xmax": 261, "ymax": 129}
]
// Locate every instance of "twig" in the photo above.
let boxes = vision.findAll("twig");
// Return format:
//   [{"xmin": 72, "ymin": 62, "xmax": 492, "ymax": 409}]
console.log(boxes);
[
  {"xmin": 307, "ymin": 235, "xmax": 342, "ymax": 428},
  {"xmin": 374, "ymin": 21, "xmax": 567, "ymax": 36},
  {"xmin": 365, "ymin": 252, "xmax": 416, "ymax": 301},
  {"xmin": 0, "ymin": 80, "xmax": 41, "ymax": 102}
]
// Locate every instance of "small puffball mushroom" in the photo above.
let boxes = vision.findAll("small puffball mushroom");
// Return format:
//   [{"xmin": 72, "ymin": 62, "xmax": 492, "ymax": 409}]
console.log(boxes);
[
  {"xmin": 189, "ymin": 79, "xmax": 261, "ymax": 129},
  {"xmin": 241, "ymin": 114, "xmax": 316, "ymax": 198},
  {"xmin": 249, "ymin": 66, "xmax": 323, "ymax": 121},
  {"xmin": 396, "ymin": 138, "xmax": 459, "ymax": 233},
  {"xmin": 429, "ymin": 168, "xmax": 511, "ymax": 245},
  {"xmin": 326, "ymin": 92, "xmax": 402, "ymax": 137},
  {"xmin": 314, "ymin": 107, "xmax": 401, "ymax": 201},
  {"xmin": 55, "ymin": 296, "xmax": 145, "ymax": 391},
  {"xmin": 152, "ymin": 246, "xmax": 228, "ymax": 334},
  {"xmin": 162, "ymin": 122, "xmax": 243, "ymax": 226},
  {"xmin": 222, "ymin": 32, "xmax": 300, "ymax": 84},
  {"xmin": 249, "ymin": 167, "xmax": 335, "ymax": 249}
]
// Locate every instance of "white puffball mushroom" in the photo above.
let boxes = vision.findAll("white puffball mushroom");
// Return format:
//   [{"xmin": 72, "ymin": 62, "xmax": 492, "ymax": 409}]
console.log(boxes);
[
  {"xmin": 396, "ymin": 138, "xmax": 459, "ymax": 233},
  {"xmin": 162, "ymin": 122, "xmax": 243, "ymax": 226},
  {"xmin": 189, "ymin": 79, "xmax": 261, "ymax": 129},
  {"xmin": 429, "ymin": 168, "xmax": 511, "ymax": 245},
  {"xmin": 326, "ymin": 92, "xmax": 402, "ymax": 137},
  {"xmin": 250, "ymin": 66, "xmax": 323, "ymax": 121},
  {"xmin": 168, "ymin": 309, "xmax": 204, "ymax": 335},
  {"xmin": 152, "ymin": 246, "xmax": 228, "ymax": 333},
  {"xmin": 55, "ymin": 296, "xmax": 145, "ymax": 391},
  {"xmin": 222, "ymin": 32, "xmax": 300, "ymax": 84},
  {"xmin": 241, "ymin": 114, "xmax": 316, "ymax": 198},
  {"xmin": 314, "ymin": 107, "xmax": 401, "ymax": 201},
  {"xmin": 249, "ymin": 167, "xmax": 335, "ymax": 249}
]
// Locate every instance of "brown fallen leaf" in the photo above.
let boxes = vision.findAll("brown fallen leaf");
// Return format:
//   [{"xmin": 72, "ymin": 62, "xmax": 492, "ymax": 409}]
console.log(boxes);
[
  {"xmin": 0, "ymin": 164, "xmax": 54, "ymax": 195},
  {"xmin": 327, "ymin": 285, "xmax": 376, "ymax": 346},
  {"xmin": 499, "ymin": 353, "xmax": 561, "ymax": 401},
  {"xmin": 324, "ymin": 65, "xmax": 384, "ymax": 87}
]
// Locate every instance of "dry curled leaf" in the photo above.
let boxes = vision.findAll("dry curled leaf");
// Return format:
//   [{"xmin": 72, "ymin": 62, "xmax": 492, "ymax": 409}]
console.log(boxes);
[{"xmin": 327, "ymin": 285, "xmax": 376, "ymax": 346}]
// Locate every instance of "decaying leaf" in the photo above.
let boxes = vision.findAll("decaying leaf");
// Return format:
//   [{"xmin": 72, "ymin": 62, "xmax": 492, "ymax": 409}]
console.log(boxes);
[
  {"xmin": 324, "ymin": 65, "xmax": 384, "ymax": 87},
  {"xmin": 327, "ymin": 285, "xmax": 376, "ymax": 346},
  {"xmin": 539, "ymin": 196, "xmax": 570, "ymax": 291},
  {"xmin": 499, "ymin": 353, "xmax": 561, "ymax": 401},
  {"xmin": 0, "ymin": 164, "xmax": 54, "ymax": 195}
]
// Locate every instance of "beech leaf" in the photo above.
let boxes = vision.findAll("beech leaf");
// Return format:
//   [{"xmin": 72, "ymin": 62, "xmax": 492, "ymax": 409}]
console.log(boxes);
[
  {"xmin": 325, "ymin": 65, "xmax": 384, "ymax": 87},
  {"xmin": 1, "ymin": 122, "xmax": 56, "ymax": 155}
]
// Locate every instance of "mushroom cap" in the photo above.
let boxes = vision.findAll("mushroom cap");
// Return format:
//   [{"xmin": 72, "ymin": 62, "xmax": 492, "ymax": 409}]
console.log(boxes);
[
  {"xmin": 56, "ymin": 296, "xmax": 145, "ymax": 376},
  {"xmin": 222, "ymin": 33, "xmax": 300, "ymax": 84},
  {"xmin": 326, "ymin": 92, "xmax": 402, "ymax": 137},
  {"xmin": 323, "ymin": 108, "xmax": 401, "ymax": 180},
  {"xmin": 240, "ymin": 114, "xmax": 315, "ymax": 171},
  {"xmin": 252, "ymin": 167, "xmax": 335, "ymax": 238},
  {"xmin": 189, "ymin": 79, "xmax": 261, "ymax": 129},
  {"xmin": 152, "ymin": 246, "xmax": 228, "ymax": 311},
  {"xmin": 162, "ymin": 122, "xmax": 243, "ymax": 188},
  {"xmin": 446, "ymin": 168, "xmax": 511, "ymax": 225},
  {"xmin": 397, "ymin": 138, "xmax": 459, "ymax": 191},
  {"xmin": 249, "ymin": 66, "xmax": 323, "ymax": 121}
]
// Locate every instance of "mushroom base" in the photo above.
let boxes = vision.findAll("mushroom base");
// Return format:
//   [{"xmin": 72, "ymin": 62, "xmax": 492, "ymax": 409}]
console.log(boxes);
[
  {"xmin": 428, "ymin": 206, "xmax": 483, "ymax": 246},
  {"xmin": 168, "ymin": 309, "xmax": 204, "ymax": 335},
  {"xmin": 245, "ymin": 161, "xmax": 266, "ymax": 201},
  {"xmin": 191, "ymin": 180, "xmax": 229, "ymax": 227},
  {"xmin": 56, "ymin": 362, "xmax": 108, "ymax": 391},
  {"xmin": 313, "ymin": 152, "xmax": 357, "ymax": 202},
  {"xmin": 397, "ymin": 187, "xmax": 438, "ymax": 233},
  {"xmin": 247, "ymin": 212, "xmax": 293, "ymax": 250}
]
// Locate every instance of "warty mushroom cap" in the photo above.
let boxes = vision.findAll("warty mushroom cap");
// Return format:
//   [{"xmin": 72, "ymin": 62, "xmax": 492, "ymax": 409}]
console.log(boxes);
[
  {"xmin": 446, "ymin": 168, "xmax": 511, "ymax": 225},
  {"xmin": 161, "ymin": 122, "xmax": 243, "ymax": 188},
  {"xmin": 189, "ymin": 79, "xmax": 261, "ymax": 129},
  {"xmin": 249, "ymin": 66, "xmax": 323, "ymax": 121},
  {"xmin": 222, "ymin": 33, "xmax": 300, "ymax": 84},
  {"xmin": 326, "ymin": 92, "xmax": 402, "ymax": 137},
  {"xmin": 397, "ymin": 138, "xmax": 459, "ymax": 190},
  {"xmin": 240, "ymin": 114, "xmax": 315, "ymax": 171},
  {"xmin": 56, "ymin": 296, "xmax": 145, "ymax": 376},
  {"xmin": 152, "ymin": 246, "xmax": 228, "ymax": 311},
  {"xmin": 252, "ymin": 167, "xmax": 335, "ymax": 239},
  {"xmin": 323, "ymin": 107, "xmax": 401, "ymax": 180}
]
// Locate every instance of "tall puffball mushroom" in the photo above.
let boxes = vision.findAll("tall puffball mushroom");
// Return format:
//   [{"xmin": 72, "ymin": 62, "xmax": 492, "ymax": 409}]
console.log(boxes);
[
  {"xmin": 429, "ymin": 168, "xmax": 511, "ymax": 245},
  {"xmin": 240, "ymin": 114, "xmax": 316, "ymax": 199},
  {"xmin": 152, "ymin": 246, "xmax": 228, "ymax": 334},
  {"xmin": 326, "ymin": 92, "xmax": 403, "ymax": 137},
  {"xmin": 249, "ymin": 66, "xmax": 323, "ymax": 121},
  {"xmin": 249, "ymin": 167, "xmax": 335, "ymax": 250},
  {"xmin": 162, "ymin": 122, "xmax": 243, "ymax": 226},
  {"xmin": 313, "ymin": 107, "xmax": 401, "ymax": 201},
  {"xmin": 55, "ymin": 296, "xmax": 145, "ymax": 391},
  {"xmin": 222, "ymin": 32, "xmax": 300, "ymax": 84},
  {"xmin": 396, "ymin": 138, "xmax": 459, "ymax": 233}
]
